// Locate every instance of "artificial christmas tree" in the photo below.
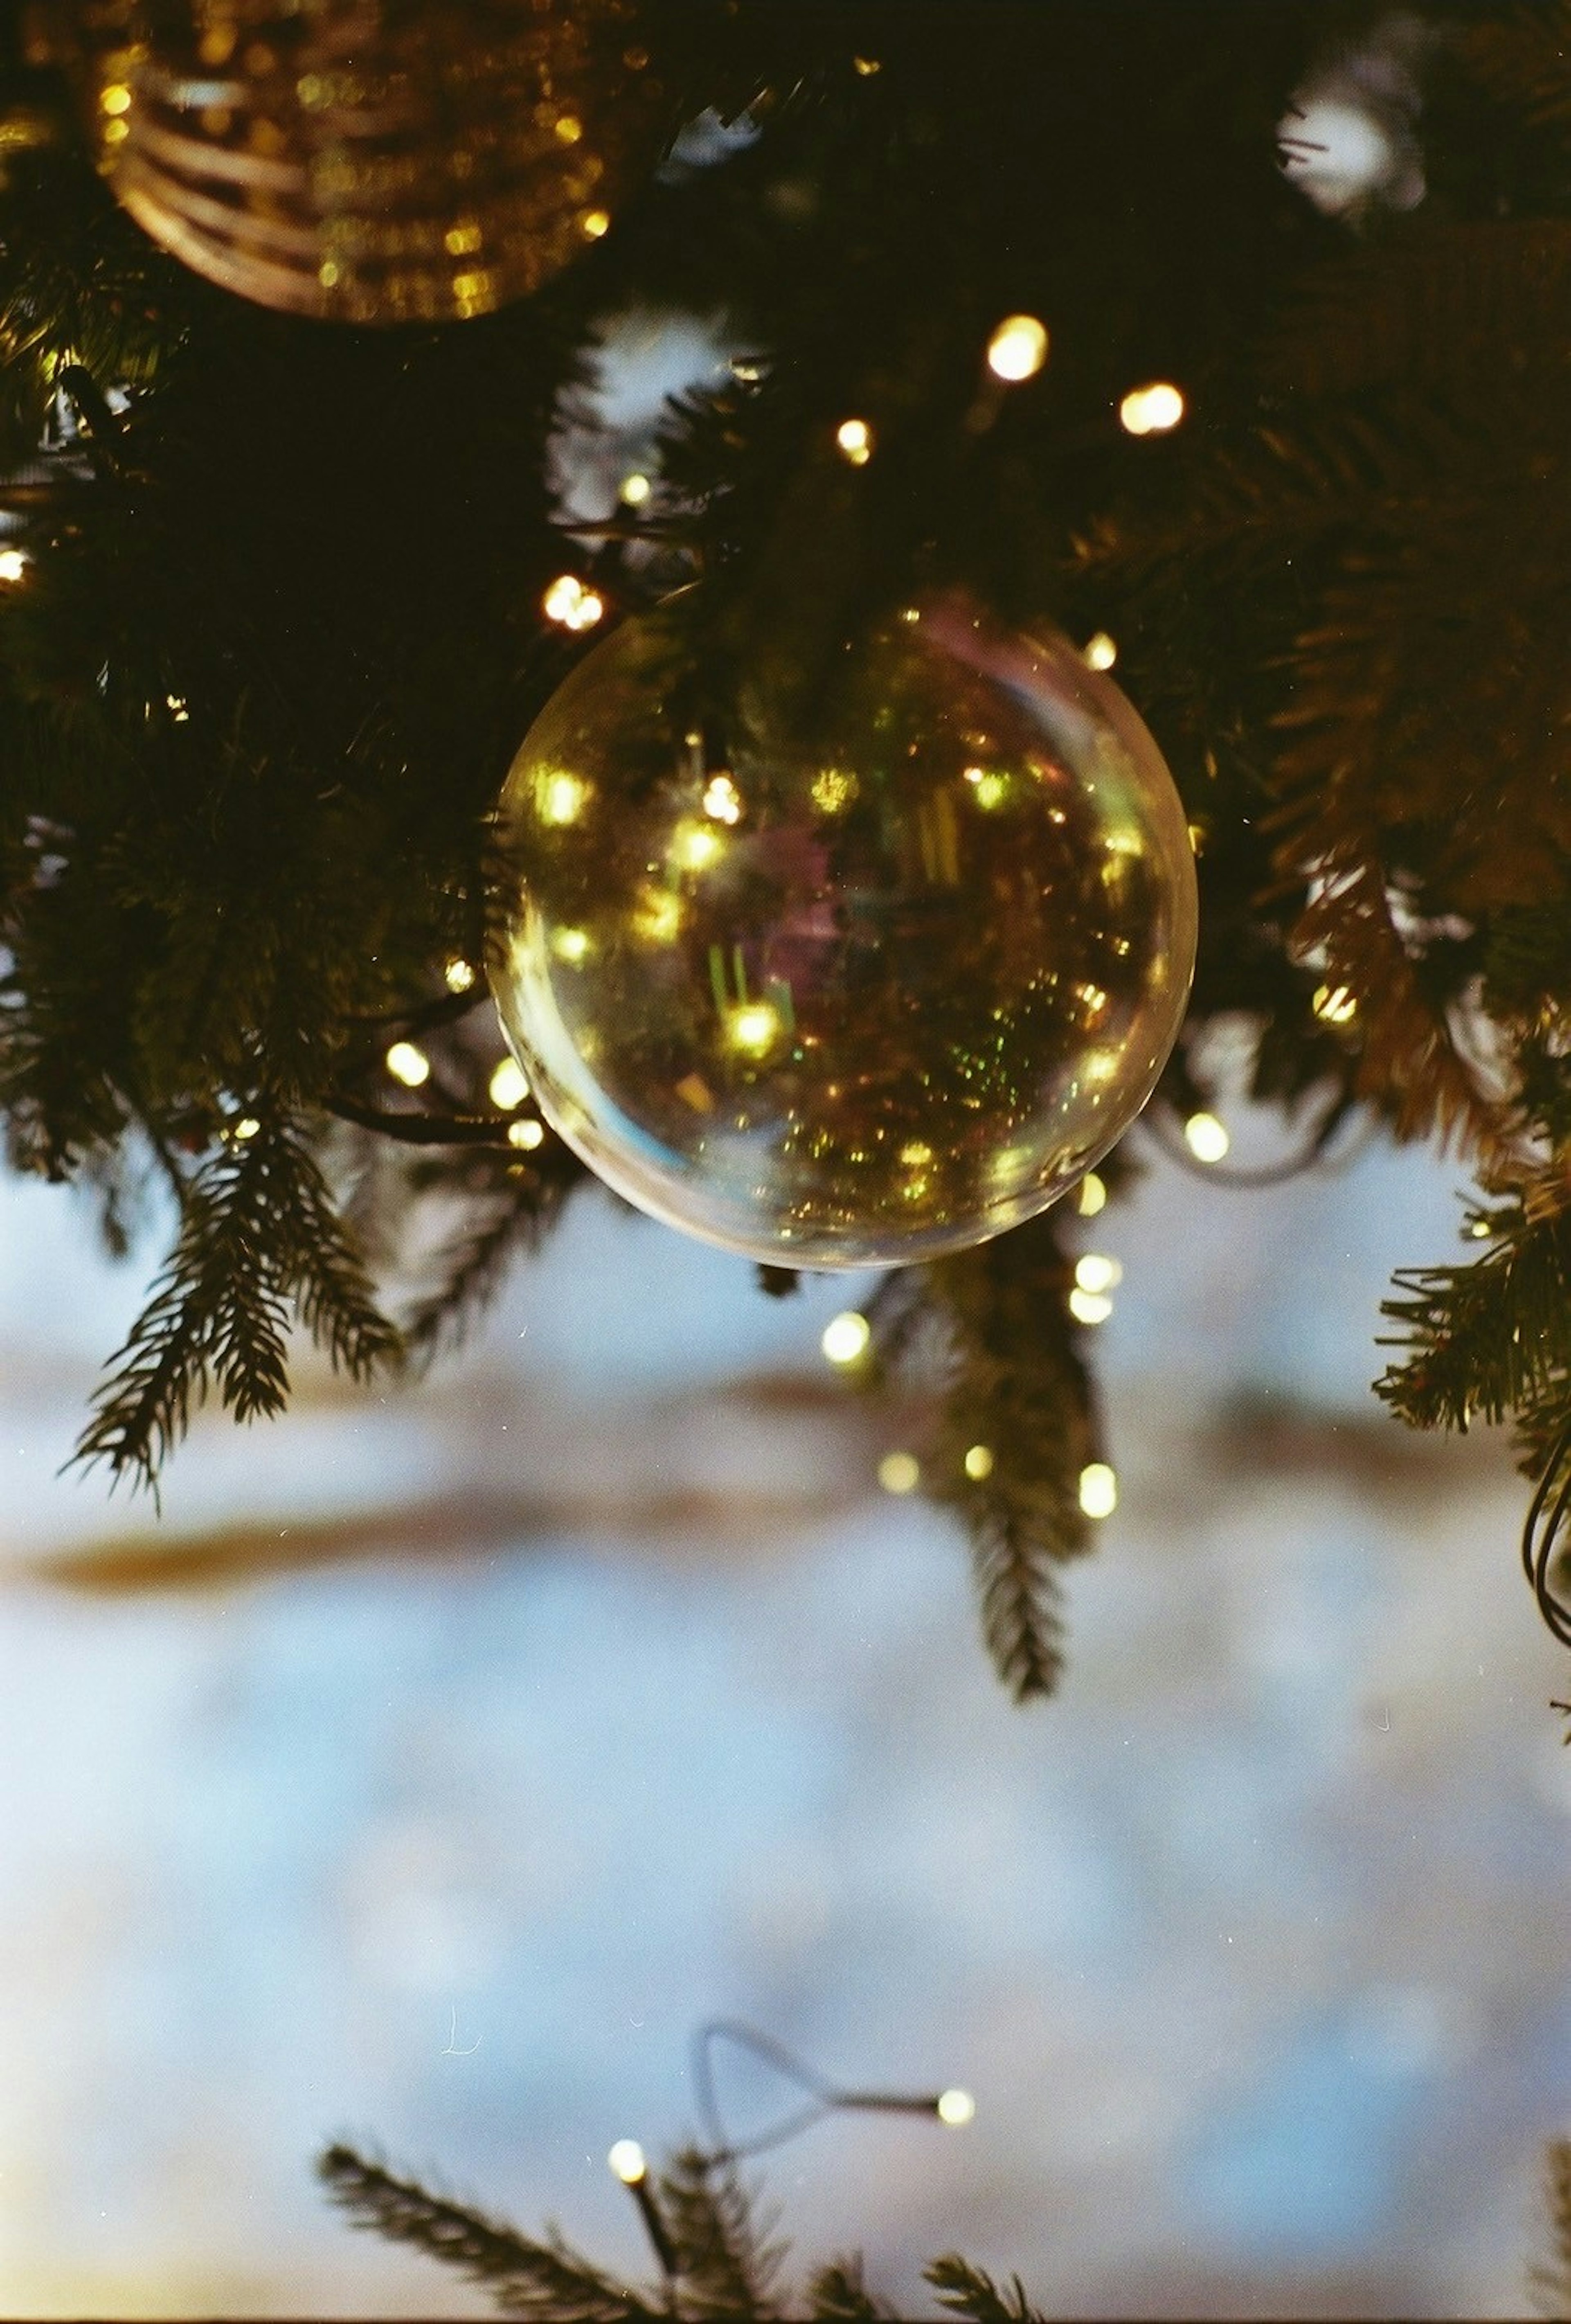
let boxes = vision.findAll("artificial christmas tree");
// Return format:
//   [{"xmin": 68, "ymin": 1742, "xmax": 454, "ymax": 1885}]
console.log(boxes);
[{"xmin": 7, "ymin": 0, "xmax": 1571, "ymax": 1702}]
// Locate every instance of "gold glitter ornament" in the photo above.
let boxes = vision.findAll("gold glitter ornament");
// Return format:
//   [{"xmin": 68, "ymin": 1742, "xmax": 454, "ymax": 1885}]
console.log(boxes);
[
  {"xmin": 487, "ymin": 597, "xmax": 1198, "ymax": 1268},
  {"xmin": 59, "ymin": 0, "xmax": 666, "ymax": 322}
]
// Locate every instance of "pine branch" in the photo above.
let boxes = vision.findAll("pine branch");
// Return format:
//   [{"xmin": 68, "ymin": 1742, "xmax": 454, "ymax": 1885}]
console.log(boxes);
[
  {"xmin": 655, "ymin": 2147, "xmax": 784, "ymax": 2322},
  {"xmin": 1533, "ymin": 2139, "xmax": 1571, "ymax": 2320},
  {"xmin": 873, "ymin": 1212, "xmax": 1102, "ymax": 1703},
  {"xmin": 923, "ymin": 2255, "xmax": 1050, "ymax": 2324},
  {"xmin": 1376, "ymin": 1200, "xmax": 1571, "ymax": 1438},
  {"xmin": 70, "ymin": 1116, "xmax": 400, "ymax": 1498},
  {"xmin": 805, "ymin": 2258, "xmax": 895, "ymax": 2322},
  {"xmin": 318, "ymin": 2144, "xmax": 665, "ymax": 2324}
]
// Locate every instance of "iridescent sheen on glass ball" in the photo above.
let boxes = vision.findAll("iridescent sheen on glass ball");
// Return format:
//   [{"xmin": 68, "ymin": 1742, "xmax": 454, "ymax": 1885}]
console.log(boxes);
[{"xmin": 488, "ymin": 597, "xmax": 1198, "ymax": 1267}]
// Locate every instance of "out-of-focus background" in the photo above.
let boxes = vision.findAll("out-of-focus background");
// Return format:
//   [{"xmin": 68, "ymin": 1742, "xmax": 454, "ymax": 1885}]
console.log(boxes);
[{"xmin": 4, "ymin": 1101, "xmax": 1569, "ymax": 2321}]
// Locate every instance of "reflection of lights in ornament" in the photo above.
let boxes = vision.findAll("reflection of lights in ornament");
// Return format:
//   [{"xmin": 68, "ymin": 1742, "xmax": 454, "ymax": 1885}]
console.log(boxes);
[
  {"xmin": 1183, "ymin": 1111, "xmax": 1231, "ymax": 1162},
  {"xmin": 581, "ymin": 209, "xmax": 612, "ymax": 239},
  {"xmin": 835, "ymin": 417, "xmax": 873, "ymax": 465},
  {"xmin": 444, "ymin": 957, "xmax": 476, "ymax": 993},
  {"xmin": 0, "ymin": 547, "xmax": 30, "ymax": 583},
  {"xmin": 542, "ymin": 574, "xmax": 605, "ymax": 631},
  {"xmin": 489, "ymin": 1057, "xmax": 529, "ymax": 1109},
  {"xmin": 963, "ymin": 766, "xmax": 1009, "ymax": 810},
  {"xmin": 822, "ymin": 1311, "xmax": 871, "ymax": 1366},
  {"xmin": 386, "ymin": 1040, "xmax": 430, "ymax": 1088},
  {"xmin": 1313, "ymin": 982, "xmax": 1358, "ymax": 1024},
  {"xmin": 937, "ymin": 2087, "xmax": 977, "ymax": 2126},
  {"xmin": 811, "ymin": 768, "xmax": 858, "ymax": 814},
  {"xmin": 166, "ymin": 694, "xmax": 190, "ymax": 721},
  {"xmin": 619, "ymin": 471, "xmax": 652, "ymax": 506},
  {"xmin": 487, "ymin": 597, "xmax": 1196, "ymax": 1266},
  {"xmin": 1077, "ymin": 1171, "xmax": 1107, "ymax": 1217},
  {"xmin": 1119, "ymin": 382, "xmax": 1186, "ymax": 435},
  {"xmin": 1187, "ymin": 822, "xmax": 1206, "ymax": 855},
  {"xmin": 672, "ymin": 821, "xmax": 724, "ymax": 872},
  {"xmin": 853, "ymin": 55, "xmax": 881, "ymax": 74},
  {"xmin": 608, "ymin": 2139, "xmax": 647, "ymax": 2185},
  {"xmin": 1078, "ymin": 1462, "xmax": 1118, "ymax": 1518},
  {"xmin": 1068, "ymin": 1287, "xmax": 1113, "ymax": 1325},
  {"xmin": 537, "ymin": 768, "xmax": 592, "ymax": 825},
  {"xmin": 509, "ymin": 1117, "xmax": 546, "ymax": 1149},
  {"xmin": 1083, "ymin": 632, "xmax": 1117, "ymax": 672},
  {"xmin": 879, "ymin": 1451, "xmax": 921, "ymax": 1494},
  {"xmin": 963, "ymin": 1443, "xmax": 994, "ymax": 1481},
  {"xmin": 727, "ymin": 1001, "xmax": 783, "ymax": 1058},
  {"xmin": 100, "ymin": 81, "xmax": 131, "ymax": 114},
  {"xmin": 702, "ymin": 773, "xmax": 743, "ymax": 824},
  {"xmin": 986, "ymin": 314, "xmax": 1049, "ymax": 382},
  {"xmin": 555, "ymin": 113, "xmax": 583, "ymax": 144},
  {"xmin": 1074, "ymin": 1253, "xmax": 1122, "ymax": 1294}
]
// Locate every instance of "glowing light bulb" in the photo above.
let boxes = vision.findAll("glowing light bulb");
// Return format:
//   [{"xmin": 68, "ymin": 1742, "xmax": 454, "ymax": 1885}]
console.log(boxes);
[
  {"xmin": 581, "ymin": 208, "xmax": 612, "ymax": 239},
  {"xmin": 489, "ymin": 1057, "xmax": 529, "ymax": 1110},
  {"xmin": 937, "ymin": 2087, "xmax": 976, "ymax": 2126},
  {"xmin": 879, "ymin": 1450, "xmax": 921, "ymax": 1495},
  {"xmin": 1083, "ymin": 631, "xmax": 1117, "ymax": 671},
  {"xmin": 1470, "ymin": 1218, "xmax": 1492, "ymax": 1239},
  {"xmin": 444, "ymin": 958, "xmax": 476, "ymax": 993},
  {"xmin": 702, "ymin": 772, "xmax": 743, "ymax": 824},
  {"xmin": 542, "ymin": 575, "xmax": 605, "ymax": 631},
  {"xmin": 727, "ymin": 1001, "xmax": 782, "ymax": 1057},
  {"xmin": 822, "ymin": 1310, "xmax": 871, "ymax": 1366},
  {"xmin": 835, "ymin": 417, "xmax": 873, "ymax": 466},
  {"xmin": 963, "ymin": 1444, "xmax": 994, "ymax": 1481},
  {"xmin": 1074, "ymin": 1253, "xmax": 1122, "ymax": 1295},
  {"xmin": 0, "ymin": 547, "xmax": 30, "ymax": 583},
  {"xmin": 1119, "ymin": 382, "xmax": 1186, "ymax": 436},
  {"xmin": 986, "ymin": 314, "xmax": 1049, "ymax": 382},
  {"xmin": 100, "ymin": 82, "xmax": 132, "ymax": 114},
  {"xmin": 232, "ymin": 1116, "xmax": 261, "ymax": 1142},
  {"xmin": 1076, "ymin": 1171, "xmax": 1107, "ymax": 1218},
  {"xmin": 1078, "ymin": 1462, "xmax": 1118, "ymax": 1518},
  {"xmin": 619, "ymin": 471, "xmax": 652, "ymax": 507},
  {"xmin": 1068, "ymin": 1288, "xmax": 1113, "ymax": 1325},
  {"xmin": 673, "ymin": 821, "xmax": 724, "ymax": 872},
  {"xmin": 608, "ymin": 2140, "xmax": 647, "ymax": 2185},
  {"xmin": 551, "ymin": 927, "xmax": 590, "ymax": 964},
  {"xmin": 1312, "ymin": 983, "xmax": 1357, "ymax": 1025},
  {"xmin": 509, "ymin": 1117, "xmax": 545, "ymax": 1150},
  {"xmin": 1183, "ymin": 1111, "xmax": 1231, "ymax": 1163},
  {"xmin": 555, "ymin": 113, "xmax": 583, "ymax": 144},
  {"xmin": 385, "ymin": 1040, "xmax": 430, "ymax": 1088}
]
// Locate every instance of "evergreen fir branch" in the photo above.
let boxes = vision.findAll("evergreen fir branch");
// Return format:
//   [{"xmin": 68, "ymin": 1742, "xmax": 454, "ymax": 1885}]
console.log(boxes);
[
  {"xmin": 873, "ymin": 1214, "xmax": 1101, "ymax": 1704},
  {"xmin": 923, "ymin": 2254, "xmax": 1049, "ymax": 2324},
  {"xmin": 401, "ymin": 1161, "xmax": 578, "ymax": 1367},
  {"xmin": 318, "ymin": 2144, "xmax": 664, "ymax": 2324},
  {"xmin": 1532, "ymin": 2138, "xmax": 1571, "ymax": 2319},
  {"xmin": 70, "ymin": 1116, "xmax": 399, "ymax": 1497},
  {"xmin": 655, "ymin": 2147, "xmax": 784, "ymax": 2322},
  {"xmin": 805, "ymin": 2258, "xmax": 894, "ymax": 2322},
  {"xmin": 1376, "ymin": 1201, "xmax": 1571, "ymax": 1437}
]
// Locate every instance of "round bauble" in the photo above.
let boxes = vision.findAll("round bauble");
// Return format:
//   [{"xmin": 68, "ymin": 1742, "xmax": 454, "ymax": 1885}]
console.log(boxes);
[
  {"xmin": 487, "ymin": 596, "xmax": 1198, "ymax": 1268},
  {"xmin": 63, "ymin": 0, "xmax": 666, "ymax": 323}
]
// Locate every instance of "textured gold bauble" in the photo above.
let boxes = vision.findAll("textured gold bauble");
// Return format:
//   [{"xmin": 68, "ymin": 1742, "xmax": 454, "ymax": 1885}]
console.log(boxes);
[
  {"xmin": 61, "ymin": 0, "xmax": 664, "ymax": 322},
  {"xmin": 488, "ymin": 597, "xmax": 1199, "ymax": 1268}
]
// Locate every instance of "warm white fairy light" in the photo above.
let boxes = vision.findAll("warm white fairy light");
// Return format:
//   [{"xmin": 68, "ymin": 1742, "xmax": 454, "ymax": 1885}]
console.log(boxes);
[
  {"xmin": 673, "ymin": 821, "xmax": 725, "ymax": 872},
  {"xmin": 608, "ymin": 2139, "xmax": 647, "ymax": 2185},
  {"xmin": 619, "ymin": 471, "xmax": 652, "ymax": 506},
  {"xmin": 702, "ymin": 772, "xmax": 743, "ymax": 824},
  {"xmin": 232, "ymin": 1116, "xmax": 261, "ymax": 1142},
  {"xmin": 385, "ymin": 1040, "xmax": 430, "ymax": 1088},
  {"xmin": 1076, "ymin": 1171, "xmax": 1107, "ymax": 1217},
  {"xmin": 1119, "ymin": 381, "xmax": 1186, "ymax": 436},
  {"xmin": 1312, "ymin": 982, "xmax": 1358, "ymax": 1025},
  {"xmin": 822, "ymin": 1311, "xmax": 871, "ymax": 1366},
  {"xmin": 1183, "ymin": 1110, "xmax": 1231, "ymax": 1163},
  {"xmin": 963, "ymin": 1443, "xmax": 994, "ymax": 1481},
  {"xmin": 1083, "ymin": 631, "xmax": 1118, "ymax": 671},
  {"xmin": 1074, "ymin": 1253, "xmax": 1122, "ymax": 1295},
  {"xmin": 538, "ymin": 769, "xmax": 592, "ymax": 826},
  {"xmin": 1078, "ymin": 1462, "xmax": 1118, "ymax": 1518},
  {"xmin": 835, "ymin": 417, "xmax": 873, "ymax": 466},
  {"xmin": 581, "ymin": 208, "xmax": 612, "ymax": 239},
  {"xmin": 551, "ymin": 927, "xmax": 590, "ymax": 964},
  {"xmin": 879, "ymin": 1450, "xmax": 920, "ymax": 1494},
  {"xmin": 165, "ymin": 693, "xmax": 190, "ymax": 721},
  {"xmin": 986, "ymin": 314, "xmax": 1049, "ymax": 382},
  {"xmin": 0, "ymin": 547, "xmax": 30, "ymax": 583},
  {"xmin": 444, "ymin": 957, "xmax": 476, "ymax": 993},
  {"xmin": 509, "ymin": 1118, "xmax": 545, "ymax": 1150},
  {"xmin": 489, "ymin": 1057, "xmax": 529, "ymax": 1110},
  {"xmin": 1068, "ymin": 1287, "xmax": 1113, "ymax": 1326},
  {"xmin": 727, "ymin": 1001, "xmax": 782, "ymax": 1057},
  {"xmin": 936, "ymin": 2088, "xmax": 976, "ymax": 2126},
  {"xmin": 542, "ymin": 574, "xmax": 605, "ymax": 631}
]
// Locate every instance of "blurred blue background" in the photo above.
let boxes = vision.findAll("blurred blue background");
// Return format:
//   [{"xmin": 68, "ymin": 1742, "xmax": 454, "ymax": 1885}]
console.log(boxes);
[{"xmin": 3, "ymin": 1107, "xmax": 1569, "ymax": 2319}]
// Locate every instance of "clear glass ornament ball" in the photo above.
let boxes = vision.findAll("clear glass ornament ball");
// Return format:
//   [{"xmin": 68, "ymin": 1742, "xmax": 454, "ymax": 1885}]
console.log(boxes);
[{"xmin": 487, "ymin": 595, "xmax": 1197, "ymax": 1267}]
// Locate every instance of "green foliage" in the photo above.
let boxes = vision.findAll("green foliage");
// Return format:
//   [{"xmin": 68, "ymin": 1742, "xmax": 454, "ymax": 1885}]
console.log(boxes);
[{"xmin": 923, "ymin": 2256, "xmax": 1050, "ymax": 2324}]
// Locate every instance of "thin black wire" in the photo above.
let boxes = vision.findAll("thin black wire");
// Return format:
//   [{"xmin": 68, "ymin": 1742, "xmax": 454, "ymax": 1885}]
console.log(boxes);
[
  {"xmin": 1522, "ymin": 1421, "xmax": 1571, "ymax": 1651},
  {"xmin": 1143, "ymin": 1095, "xmax": 1375, "ymax": 1190},
  {"xmin": 691, "ymin": 2019, "xmax": 945, "ymax": 2166}
]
